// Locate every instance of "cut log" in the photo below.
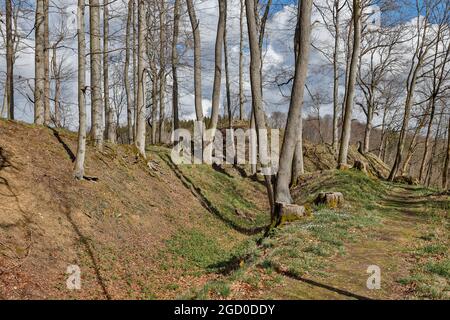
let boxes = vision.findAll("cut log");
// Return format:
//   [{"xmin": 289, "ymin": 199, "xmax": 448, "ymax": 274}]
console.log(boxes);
[
  {"xmin": 337, "ymin": 163, "xmax": 351, "ymax": 170},
  {"xmin": 276, "ymin": 202, "xmax": 306, "ymax": 223},
  {"xmin": 314, "ymin": 192, "xmax": 344, "ymax": 209}
]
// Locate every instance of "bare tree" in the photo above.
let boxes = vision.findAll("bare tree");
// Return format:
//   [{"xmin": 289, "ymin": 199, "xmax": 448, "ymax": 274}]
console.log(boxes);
[
  {"xmin": 239, "ymin": 0, "xmax": 245, "ymax": 121},
  {"xmin": 135, "ymin": 0, "xmax": 147, "ymax": 157},
  {"xmin": 186, "ymin": 0, "xmax": 203, "ymax": 122},
  {"xmin": 5, "ymin": 0, "xmax": 14, "ymax": 120},
  {"xmin": 104, "ymin": 0, "xmax": 116, "ymax": 143},
  {"xmin": 125, "ymin": 0, "xmax": 134, "ymax": 143},
  {"xmin": 158, "ymin": 0, "xmax": 166, "ymax": 143},
  {"xmin": 338, "ymin": 0, "xmax": 361, "ymax": 167},
  {"xmin": 172, "ymin": 0, "xmax": 180, "ymax": 131},
  {"xmin": 89, "ymin": 0, "xmax": 104, "ymax": 148},
  {"xmin": 443, "ymin": 115, "xmax": 450, "ymax": 189},
  {"xmin": 389, "ymin": 1, "xmax": 441, "ymax": 180},
  {"xmin": 74, "ymin": 0, "xmax": 87, "ymax": 180},
  {"xmin": 43, "ymin": 0, "xmax": 50, "ymax": 125},
  {"xmin": 245, "ymin": 0, "xmax": 275, "ymax": 218},
  {"xmin": 276, "ymin": 0, "xmax": 313, "ymax": 211},
  {"xmin": 34, "ymin": 0, "xmax": 46, "ymax": 125},
  {"xmin": 208, "ymin": 0, "xmax": 226, "ymax": 135}
]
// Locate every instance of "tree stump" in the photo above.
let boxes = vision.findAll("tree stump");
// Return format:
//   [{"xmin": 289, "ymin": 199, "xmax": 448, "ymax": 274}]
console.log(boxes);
[
  {"xmin": 314, "ymin": 192, "xmax": 344, "ymax": 209},
  {"xmin": 277, "ymin": 203, "xmax": 306, "ymax": 223},
  {"xmin": 353, "ymin": 160, "xmax": 368, "ymax": 173},
  {"xmin": 337, "ymin": 163, "xmax": 351, "ymax": 170}
]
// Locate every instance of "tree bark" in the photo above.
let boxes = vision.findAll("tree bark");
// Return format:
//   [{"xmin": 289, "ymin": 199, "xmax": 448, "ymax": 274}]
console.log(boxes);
[
  {"xmin": 51, "ymin": 44, "xmax": 61, "ymax": 127},
  {"xmin": 239, "ymin": 0, "xmax": 245, "ymax": 121},
  {"xmin": 208, "ymin": 0, "xmax": 226, "ymax": 134},
  {"xmin": 172, "ymin": 0, "xmax": 180, "ymax": 131},
  {"xmin": 245, "ymin": 0, "xmax": 275, "ymax": 218},
  {"xmin": 159, "ymin": 0, "xmax": 166, "ymax": 143},
  {"xmin": 332, "ymin": 0, "xmax": 341, "ymax": 154},
  {"xmin": 275, "ymin": 0, "xmax": 312, "ymax": 208},
  {"xmin": 223, "ymin": 0, "xmax": 232, "ymax": 128},
  {"xmin": 104, "ymin": 1, "xmax": 115, "ymax": 143},
  {"xmin": 135, "ymin": 0, "xmax": 147, "ymax": 157},
  {"xmin": 125, "ymin": 0, "xmax": 134, "ymax": 143},
  {"xmin": 443, "ymin": 116, "xmax": 450, "ymax": 190},
  {"xmin": 74, "ymin": 0, "xmax": 87, "ymax": 180},
  {"xmin": 89, "ymin": 0, "xmax": 104, "ymax": 148},
  {"xmin": 338, "ymin": 0, "xmax": 361, "ymax": 167},
  {"xmin": 44, "ymin": 0, "xmax": 51, "ymax": 125},
  {"xmin": 5, "ymin": 0, "xmax": 14, "ymax": 120},
  {"xmin": 186, "ymin": 0, "xmax": 203, "ymax": 122},
  {"xmin": 34, "ymin": 0, "xmax": 45, "ymax": 125}
]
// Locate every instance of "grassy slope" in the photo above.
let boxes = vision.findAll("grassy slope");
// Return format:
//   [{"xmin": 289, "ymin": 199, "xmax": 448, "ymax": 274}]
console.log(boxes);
[
  {"xmin": 190, "ymin": 170, "xmax": 449, "ymax": 300},
  {"xmin": 1, "ymin": 120, "xmax": 448, "ymax": 300},
  {"xmin": 0, "ymin": 120, "xmax": 267, "ymax": 299}
]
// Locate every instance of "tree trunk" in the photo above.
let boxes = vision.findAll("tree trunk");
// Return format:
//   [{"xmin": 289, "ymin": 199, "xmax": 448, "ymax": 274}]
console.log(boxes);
[
  {"xmin": 159, "ymin": 0, "xmax": 166, "ymax": 143},
  {"xmin": 245, "ymin": 0, "xmax": 275, "ymax": 218},
  {"xmin": 135, "ymin": 0, "xmax": 146, "ymax": 157},
  {"xmin": 208, "ymin": 0, "xmax": 226, "ymax": 135},
  {"xmin": 89, "ymin": 0, "xmax": 104, "ymax": 148},
  {"xmin": 74, "ymin": 0, "xmax": 87, "ymax": 180},
  {"xmin": 5, "ymin": 0, "xmax": 14, "ymax": 120},
  {"xmin": 275, "ymin": 0, "xmax": 312, "ymax": 208},
  {"xmin": 104, "ymin": 1, "xmax": 115, "ymax": 143},
  {"xmin": 332, "ymin": 0, "xmax": 341, "ymax": 154},
  {"xmin": 132, "ymin": 0, "xmax": 138, "ymax": 140},
  {"xmin": 34, "ymin": 0, "xmax": 45, "ymax": 125},
  {"xmin": 426, "ymin": 110, "xmax": 443, "ymax": 187},
  {"xmin": 223, "ymin": 1, "xmax": 232, "ymax": 128},
  {"xmin": 400, "ymin": 108, "xmax": 430, "ymax": 174},
  {"xmin": 186, "ymin": 0, "xmax": 203, "ymax": 122},
  {"xmin": 172, "ymin": 0, "xmax": 180, "ymax": 131},
  {"xmin": 125, "ymin": 0, "xmax": 134, "ymax": 143},
  {"xmin": 52, "ymin": 44, "xmax": 61, "ymax": 127},
  {"xmin": 363, "ymin": 108, "xmax": 373, "ymax": 153},
  {"xmin": 442, "ymin": 116, "xmax": 450, "ymax": 190},
  {"xmin": 338, "ymin": 0, "xmax": 361, "ymax": 167},
  {"xmin": 151, "ymin": 66, "xmax": 158, "ymax": 144},
  {"xmin": 239, "ymin": 0, "xmax": 245, "ymax": 121},
  {"xmin": 44, "ymin": 0, "xmax": 51, "ymax": 125}
]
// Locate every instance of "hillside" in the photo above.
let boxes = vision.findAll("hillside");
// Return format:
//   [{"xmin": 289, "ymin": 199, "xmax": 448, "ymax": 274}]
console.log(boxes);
[{"xmin": 0, "ymin": 120, "xmax": 448, "ymax": 299}]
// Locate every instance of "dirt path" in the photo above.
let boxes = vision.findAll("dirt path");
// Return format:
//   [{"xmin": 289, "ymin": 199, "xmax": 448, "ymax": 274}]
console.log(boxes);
[{"xmin": 254, "ymin": 185, "xmax": 446, "ymax": 300}]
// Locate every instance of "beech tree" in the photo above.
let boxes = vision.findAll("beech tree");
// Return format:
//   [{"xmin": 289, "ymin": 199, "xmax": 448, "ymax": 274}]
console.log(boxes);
[
  {"xmin": 74, "ymin": 0, "xmax": 87, "ymax": 180},
  {"xmin": 89, "ymin": 0, "xmax": 104, "ymax": 148},
  {"xmin": 338, "ymin": 0, "xmax": 361, "ymax": 167},
  {"xmin": 34, "ymin": 0, "xmax": 46, "ymax": 125},
  {"xmin": 135, "ymin": 0, "xmax": 147, "ymax": 157},
  {"xmin": 275, "ymin": 0, "xmax": 313, "ymax": 212}
]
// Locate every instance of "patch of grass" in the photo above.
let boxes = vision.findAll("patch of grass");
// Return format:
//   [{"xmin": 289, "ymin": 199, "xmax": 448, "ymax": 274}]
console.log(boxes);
[
  {"xmin": 166, "ymin": 229, "xmax": 230, "ymax": 272},
  {"xmin": 425, "ymin": 259, "xmax": 450, "ymax": 279},
  {"xmin": 262, "ymin": 209, "xmax": 379, "ymax": 277}
]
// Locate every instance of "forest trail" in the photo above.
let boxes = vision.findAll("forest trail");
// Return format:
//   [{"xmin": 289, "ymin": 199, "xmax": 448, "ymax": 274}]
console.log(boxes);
[{"xmin": 224, "ymin": 174, "xmax": 449, "ymax": 300}]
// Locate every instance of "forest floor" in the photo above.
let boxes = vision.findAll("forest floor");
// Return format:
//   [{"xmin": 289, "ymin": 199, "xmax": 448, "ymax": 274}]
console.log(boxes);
[{"xmin": 0, "ymin": 119, "xmax": 448, "ymax": 299}]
